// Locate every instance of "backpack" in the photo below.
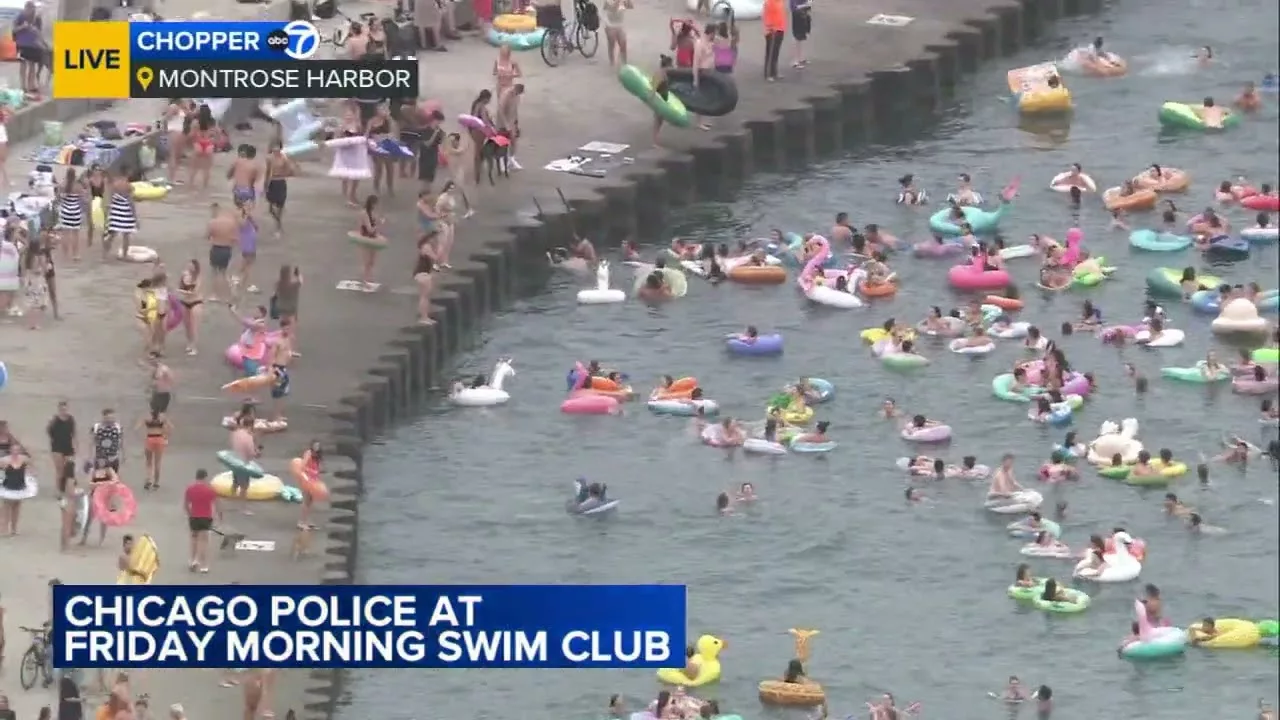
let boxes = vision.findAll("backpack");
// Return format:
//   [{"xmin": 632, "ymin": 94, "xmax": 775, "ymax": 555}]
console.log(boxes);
[{"xmin": 578, "ymin": 0, "xmax": 599, "ymax": 31}]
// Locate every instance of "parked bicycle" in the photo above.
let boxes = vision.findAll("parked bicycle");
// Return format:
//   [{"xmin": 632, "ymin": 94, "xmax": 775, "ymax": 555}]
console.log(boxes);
[
  {"xmin": 20, "ymin": 624, "xmax": 54, "ymax": 691},
  {"xmin": 539, "ymin": 0, "xmax": 600, "ymax": 67}
]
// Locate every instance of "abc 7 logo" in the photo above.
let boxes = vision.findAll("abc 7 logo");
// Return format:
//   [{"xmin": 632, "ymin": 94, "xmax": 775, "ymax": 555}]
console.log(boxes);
[{"xmin": 266, "ymin": 20, "xmax": 320, "ymax": 61}]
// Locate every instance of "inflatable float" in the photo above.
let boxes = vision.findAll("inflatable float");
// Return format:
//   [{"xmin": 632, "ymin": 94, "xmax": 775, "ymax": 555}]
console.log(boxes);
[
  {"xmin": 667, "ymin": 68, "xmax": 739, "ymax": 117},
  {"xmin": 451, "ymin": 359, "xmax": 516, "ymax": 406},
  {"xmin": 984, "ymin": 490, "xmax": 1043, "ymax": 514},
  {"xmin": 1158, "ymin": 101, "xmax": 1240, "ymax": 131},
  {"xmin": 631, "ymin": 266, "xmax": 689, "ymax": 296},
  {"xmin": 1145, "ymin": 267, "xmax": 1222, "ymax": 297},
  {"xmin": 686, "ymin": 0, "xmax": 762, "ymax": 19},
  {"xmin": 1134, "ymin": 328, "xmax": 1184, "ymax": 347},
  {"xmin": 929, "ymin": 203, "xmax": 1009, "ymax": 236},
  {"xmin": 211, "ymin": 471, "xmax": 284, "ymax": 501},
  {"xmin": 1161, "ymin": 362, "xmax": 1231, "ymax": 383},
  {"xmin": 648, "ymin": 397, "xmax": 718, "ymax": 416},
  {"xmin": 1211, "ymin": 298, "xmax": 1269, "ymax": 335},
  {"xmin": 618, "ymin": 64, "xmax": 691, "ymax": 128},
  {"xmin": 1067, "ymin": 48, "xmax": 1127, "ymax": 77},
  {"xmin": 1073, "ymin": 532, "xmax": 1141, "ymax": 582},
  {"xmin": 1103, "ymin": 186, "xmax": 1157, "ymax": 211},
  {"xmin": 656, "ymin": 634, "xmax": 724, "ymax": 687},
  {"xmin": 1241, "ymin": 193, "xmax": 1280, "ymax": 212},
  {"xmin": 728, "ymin": 264, "xmax": 786, "ymax": 284},
  {"xmin": 1187, "ymin": 618, "xmax": 1261, "ymax": 649},
  {"xmin": 117, "ymin": 534, "xmax": 158, "ymax": 584},
  {"xmin": 215, "ymin": 449, "xmax": 265, "ymax": 479},
  {"xmin": 484, "ymin": 26, "xmax": 546, "ymax": 50},
  {"xmin": 561, "ymin": 393, "xmax": 620, "ymax": 415},
  {"xmin": 1007, "ymin": 518, "xmax": 1061, "ymax": 539},
  {"xmin": 577, "ymin": 261, "xmax": 626, "ymax": 304},
  {"xmin": 1129, "ymin": 229, "xmax": 1191, "ymax": 252},
  {"xmin": 1086, "ymin": 419, "xmax": 1143, "ymax": 465},
  {"xmin": 947, "ymin": 260, "xmax": 1011, "ymax": 291},
  {"xmin": 1050, "ymin": 171, "xmax": 1096, "ymax": 193},
  {"xmin": 1132, "ymin": 169, "xmax": 1190, "ymax": 193},
  {"xmin": 565, "ymin": 480, "xmax": 620, "ymax": 516},
  {"xmin": 758, "ymin": 629, "xmax": 824, "ymax": 707},
  {"xmin": 1122, "ymin": 599, "xmax": 1188, "ymax": 660},
  {"xmin": 727, "ymin": 333, "xmax": 783, "ymax": 356},
  {"xmin": 1007, "ymin": 63, "xmax": 1071, "ymax": 114},
  {"xmin": 799, "ymin": 236, "xmax": 863, "ymax": 308},
  {"xmin": 1206, "ymin": 235, "xmax": 1250, "ymax": 260},
  {"xmin": 901, "ymin": 424, "xmax": 952, "ymax": 443},
  {"xmin": 491, "ymin": 12, "xmax": 535, "ymax": 32},
  {"xmin": 289, "ymin": 457, "xmax": 329, "ymax": 502},
  {"xmin": 1241, "ymin": 225, "xmax": 1279, "ymax": 243}
]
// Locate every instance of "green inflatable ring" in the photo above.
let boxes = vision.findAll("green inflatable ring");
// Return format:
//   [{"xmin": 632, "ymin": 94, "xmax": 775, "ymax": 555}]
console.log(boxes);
[
  {"xmin": 1123, "ymin": 472, "xmax": 1171, "ymax": 487},
  {"xmin": 1158, "ymin": 101, "xmax": 1241, "ymax": 131},
  {"xmin": 1070, "ymin": 256, "xmax": 1114, "ymax": 287},
  {"xmin": 1145, "ymin": 266, "xmax": 1223, "ymax": 298},
  {"xmin": 1099, "ymin": 464, "xmax": 1131, "ymax": 480},
  {"xmin": 484, "ymin": 27, "xmax": 546, "ymax": 50},
  {"xmin": 1033, "ymin": 588, "xmax": 1091, "ymax": 613},
  {"xmin": 1007, "ymin": 578, "xmax": 1047, "ymax": 602},
  {"xmin": 991, "ymin": 373, "xmax": 1043, "ymax": 403},
  {"xmin": 618, "ymin": 64, "xmax": 691, "ymax": 128},
  {"xmin": 632, "ymin": 266, "xmax": 689, "ymax": 297},
  {"xmin": 1253, "ymin": 348, "xmax": 1279, "ymax": 364}
]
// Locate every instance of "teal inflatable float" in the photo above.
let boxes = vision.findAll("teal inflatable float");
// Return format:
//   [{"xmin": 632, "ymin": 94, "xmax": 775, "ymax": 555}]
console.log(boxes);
[
  {"xmin": 1158, "ymin": 101, "xmax": 1241, "ymax": 131},
  {"xmin": 485, "ymin": 27, "xmax": 546, "ymax": 50},
  {"xmin": 618, "ymin": 64, "xmax": 691, "ymax": 128},
  {"xmin": 1129, "ymin": 229, "xmax": 1191, "ymax": 252},
  {"xmin": 929, "ymin": 202, "xmax": 1010, "ymax": 236}
]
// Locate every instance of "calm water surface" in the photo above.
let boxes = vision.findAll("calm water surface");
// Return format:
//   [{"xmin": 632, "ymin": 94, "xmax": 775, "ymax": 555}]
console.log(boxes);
[{"xmin": 343, "ymin": 3, "xmax": 1280, "ymax": 718}]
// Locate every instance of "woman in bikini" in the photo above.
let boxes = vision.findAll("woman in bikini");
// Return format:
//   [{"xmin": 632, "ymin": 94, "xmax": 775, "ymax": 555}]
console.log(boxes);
[
  {"xmin": 467, "ymin": 90, "xmax": 496, "ymax": 181},
  {"xmin": 187, "ymin": 103, "xmax": 217, "ymax": 190},
  {"xmin": 177, "ymin": 259, "xmax": 203, "ymax": 355},
  {"xmin": 163, "ymin": 99, "xmax": 191, "ymax": 185},
  {"xmin": 137, "ymin": 409, "xmax": 171, "ymax": 491},
  {"xmin": 355, "ymin": 195, "xmax": 386, "ymax": 291},
  {"xmin": 366, "ymin": 103, "xmax": 399, "ymax": 197},
  {"xmin": 415, "ymin": 231, "xmax": 439, "ymax": 325},
  {"xmin": 56, "ymin": 168, "xmax": 85, "ymax": 261}
]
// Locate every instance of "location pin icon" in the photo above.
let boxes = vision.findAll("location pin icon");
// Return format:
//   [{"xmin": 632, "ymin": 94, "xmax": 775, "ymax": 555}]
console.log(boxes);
[{"xmin": 136, "ymin": 67, "xmax": 154, "ymax": 91}]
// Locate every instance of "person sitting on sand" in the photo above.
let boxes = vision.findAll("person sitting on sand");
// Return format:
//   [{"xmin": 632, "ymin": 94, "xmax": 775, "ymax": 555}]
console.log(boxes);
[{"xmin": 1196, "ymin": 96, "xmax": 1225, "ymax": 128}]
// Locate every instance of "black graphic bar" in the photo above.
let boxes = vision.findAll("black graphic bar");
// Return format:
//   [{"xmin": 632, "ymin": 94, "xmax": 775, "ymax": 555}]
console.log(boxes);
[{"xmin": 129, "ymin": 60, "xmax": 419, "ymax": 99}]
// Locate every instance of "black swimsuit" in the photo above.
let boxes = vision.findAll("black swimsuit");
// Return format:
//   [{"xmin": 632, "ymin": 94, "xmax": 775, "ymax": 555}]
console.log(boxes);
[{"xmin": 179, "ymin": 276, "xmax": 201, "ymax": 309}]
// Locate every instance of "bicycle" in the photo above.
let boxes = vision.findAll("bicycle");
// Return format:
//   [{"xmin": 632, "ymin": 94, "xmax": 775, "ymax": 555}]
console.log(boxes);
[
  {"xmin": 19, "ymin": 624, "xmax": 54, "ymax": 691},
  {"xmin": 539, "ymin": 1, "xmax": 599, "ymax": 67}
]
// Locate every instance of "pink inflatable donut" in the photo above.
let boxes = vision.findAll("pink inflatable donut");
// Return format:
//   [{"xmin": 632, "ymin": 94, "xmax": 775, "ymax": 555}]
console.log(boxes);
[
  {"xmin": 1241, "ymin": 194, "xmax": 1280, "ymax": 212},
  {"xmin": 947, "ymin": 263, "xmax": 1011, "ymax": 291},
  {"xmin": 92, "ymin": 482, "xmax": 137, "ymax": 527},
  {"xmin": 1098, "ymin": 325, "xmax": 1140, "ymax": 343},
  {"xmin": 225, "ymin": 332, "xmax": 282, "ymax": 369}
]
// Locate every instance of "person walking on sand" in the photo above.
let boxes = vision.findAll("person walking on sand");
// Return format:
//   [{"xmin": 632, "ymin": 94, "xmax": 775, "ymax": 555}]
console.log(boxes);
[
  {"xmin": 228, "ymin": 416, "xmax": 259, "ymax": 516},
  {"xmin": 46, "ymin": 400, "xmax": 76, "ymax": 499},
  {"xmin": 441, "ymin": 132, "xmax": 474, "ymax": 217},
  {"xmin": 433, "ymin": 182, "xmax": 458, "ymax": 268},
  {"xmin": 90, "ymin": 408, "xmax": 123, "ymax": 473},
  {"xmin": 789, "ymin": 0, "xmax": 811, "ymax": 68},
  {"xmin": 81, "ymin": 457, "xmax": 120, "ymax": 546},
  {"xmin": 56, "ymin": 169, "xmax": 85, "ymax": 261},
  {"xmin": 228, "ymin": 144, "xmax": 260, "ymax": 208},
  {"xmin": 267, "ymin": 322, "xmax": 294, "ymax": 425},
  {"xmin": 354, "ymin": 195, "xmax": 386, "ymax": 291},
  {"xmin": 137, "ymin": 408, "xmax": 171, "ymax": 491},
  {"xmin": 207, "ymin": 202, "xmax": 238, "ymax": 302},
  {"xmin": 602, "ymin": 0, "xmax": 633, "ymax": 66},
  {"xmin": 184, "ymin": 469, "xmax": 219, "ymax": 573},
  {"xmin": 60, "ymin": 467, "xmax": 84, "ymax": 552},
  {"xmin": 243, "ymin": 668, "xmax": 276, "ymax": 720},
  {"xmin": 163, "ymin": 100, "xmax": 191, "ymax": 185},
  {"xmin": 188, "ymin": 104, "xmax": 217, "ymax": 190},
  {"xmin": 263, "ymin": 142, "xmax": 297, "ymax": 239},
  {"xmin": 272, "ymin": 264, "xmax": 303, "ymax": 351},
  {"xmin": 234, "ymin": 200, "xmax": 260, "ymax": 296},
  {"xmin": 177, "ymin": 259, "xmax": 204, "ymax": 355},
  {"xmin": 762, "ymin": 0, "xmax": 786, "ymax": 81},
  {"xmin": 0, "ymin": 443, "xmax": 33, "ymax": 535},
  {"xmin": 495, "ymin": 83, "xmax": 525, "ymax": 170}
]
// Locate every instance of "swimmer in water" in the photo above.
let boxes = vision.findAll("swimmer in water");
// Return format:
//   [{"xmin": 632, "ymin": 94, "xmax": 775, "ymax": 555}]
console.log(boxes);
[
  {"xmin": 794, "ymin": 421, "xmax": 830, "ymax": 445},
  {"xmin": 988, "ymin": 454, "xmax": 1024, "ymax": 497},
  {"xmin": 736, "ymin": 483, "xmax": 756, "ymax": 502},
  {"xmin": 1163, "ymin": 493, "xmax": 1193, "ymax": 517},
  {"xmin": 734, "ymin": 325, "xmax": 760, "ymax": 343},
  {"xmin": 1195, "ymin": 45, "xmax": 1213, "ymax": 64},
  {"xmin": 1187, "ymin": 512, "xmax": 1225, "ymax": 534},
  {"xmin": 1040, "ymin": 451, "xmax": 1077, "ymax": 482},
  {"xmin": 1000, "ymin": 676, "xmax": 1027, "ymax": 703},
  {"xmin": 1215, "ymin": 435, "xmax": 1258, "ymax": 464},
  {"xmin": 1236, "ymin": 82, "xmax": 1262, "ymax": 111},
  {"xmin": 1029, "ymin": 529, "xmax": 1070, "ymax": 554},
  {"xmin": 637, "ymin": 271, "xmax": 673, "ymax": 302},
  {"xmin": 904, "ymin": 487, "xmax": 926, "ymax": 503},
  {"xmin": 608, "ymin": 694, "xmax": 625, "ymax": 718},
  {"xmin": 1014, "ymin": 563, "xmax": 1038, "ymax": 588},
  {"xmin": 1196, "ymin": 95, "xmax": 1225, "ymax": 128},
  {"xmin": 879, "ymin": 397, "xmax": 901, "ymax": 419},
  {"xmin": 715, "ymin": 492, "xmax": 731, "ymax": 514},
  {"xmin": 947, "ymin": 455, "xmax": 988, "ymax": 479}
]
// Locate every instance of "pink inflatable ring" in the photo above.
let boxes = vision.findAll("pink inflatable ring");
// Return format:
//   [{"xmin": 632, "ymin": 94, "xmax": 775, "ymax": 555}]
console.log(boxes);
[{"xmin": 947, "ymin": 263, "xmax": 1011, "ymax": 291}]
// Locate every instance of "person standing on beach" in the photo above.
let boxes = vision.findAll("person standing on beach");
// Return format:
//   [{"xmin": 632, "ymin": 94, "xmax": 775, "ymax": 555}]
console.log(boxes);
[
  {"xmin": 263, "ymin": 143, "xmax": 296, "ymax": 239},
  {"xmin": 46, "ymin": 401, "xmax": 76, "ymax": 498},
  {"xmin": 762, "ymin": 0, "xmax": 786, "ymax": 81},
  {"xmin": 234, "ymin": 200, "xmax": 260, "ymax": 296},
  {"xmin": 90, "ymin": 408, "xmax": 123, "ymax": 473},
  {"xmin": 789, "ymin": 0, "xmax": 811, "ymax": 68},
  {"xmin": 228, "ymin": 417, "xmax": 258, "ymax": 516},
  {"xmin": 228, "ymin": 145, "xmax": 260, "ymax": 208},
  {"xmin": 495, "ymin": 83, "xmax": 524, "ymax": 171},
  {"xmin": 184, "ymin": 469, "xmax": 218, "ymax": 573},
  {"xmin": 267, "ymin": 323, "xmax": 294, "ymax": 425},
  {"xmin": 207, "ymin": 203, "xmax": 238, "ymax": 303}
]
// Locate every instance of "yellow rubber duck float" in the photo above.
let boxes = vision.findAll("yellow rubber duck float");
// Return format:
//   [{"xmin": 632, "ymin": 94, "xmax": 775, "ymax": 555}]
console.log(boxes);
[
  {"xmin": 656, "ymin": 634, "xmax": 725, "ymax": 687},
  {"xmin": 759, "ymin": 628, "xmax": 826, "ymax": 707}
]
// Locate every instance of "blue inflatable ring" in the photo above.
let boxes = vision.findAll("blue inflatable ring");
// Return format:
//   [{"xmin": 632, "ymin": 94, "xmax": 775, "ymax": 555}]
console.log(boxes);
[
  {"xmin": 726, "ymin": 334, "xmax": 784, "ymax": 356},
  {"xmin": 1129, "ymin": 229, "xmax": 1192, "ymax": 252},
  {"xmin": 485, "ymin": 27, "xmax": 546, "ymax": 50}
]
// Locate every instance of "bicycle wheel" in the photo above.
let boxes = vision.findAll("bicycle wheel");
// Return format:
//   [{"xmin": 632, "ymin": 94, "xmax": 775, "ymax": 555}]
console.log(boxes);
[
  {"xmin": 19, "ymin": 645, "xmax": 41, "ymax": 691},
  {"xmin": 541, "ymin": 29, "xmax": 565, "ymax": 67},
  {"xmin": 575, "ymin": 23, "xmax": 599, "ymax": 59}
]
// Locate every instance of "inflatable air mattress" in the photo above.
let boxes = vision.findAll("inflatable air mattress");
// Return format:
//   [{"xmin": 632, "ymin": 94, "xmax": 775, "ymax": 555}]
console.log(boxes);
[{"xmin": 1158, "ymin": 102, "xmax": 1240, "ymax": 131}]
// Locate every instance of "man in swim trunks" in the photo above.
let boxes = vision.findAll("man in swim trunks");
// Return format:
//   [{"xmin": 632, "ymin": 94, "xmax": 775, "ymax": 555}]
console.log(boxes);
[
  {"xmin": 228, "ymin": 416, "xmax": 259, "ymax": 516},
  {"xmin": 268, "ymin": 321, "xmax": 296, "ymax": 425},
  {"xmin": 830, "ymin": 213, "xmax": 854, "ymax": 246},
  {"xmin": 207, "ymin": 203, "xmax": 238, "ymax": 303},
  {"xmin": 229, "ymin": 145, "xmax": 261, "ymax": 206},
  {"xmin": 988, "ymin": 454, "xmax": 1023, "ymax": 497},
  {"xmin": 1197, "ymin": 97, "xmax": 1225, "ymax": 128}
]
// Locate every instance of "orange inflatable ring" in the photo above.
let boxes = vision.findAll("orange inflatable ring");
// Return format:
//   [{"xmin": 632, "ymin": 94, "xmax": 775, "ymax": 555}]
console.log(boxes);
[
  {"xmin": 1103, "ymin": 187, "xmax": 1157, "ymax": 211},
  {"xmin": 758, "ymin": 679, "xmax": 826, "ymax": 707},
  {"xmin": 984, "ymin": 295, "xmax": 1025, "ymax": 311},
  {"xmin": 728, "ymin": 265, "xmax": 787, "ymax": 285},
  {"xmin": 222, "ymin": 373, "xmax": 274, "ymax": 393},
  {"xmin": 289, "ymin": 458, "xmax": 329, "ymax": 502},
  {"xmin": 861, "ymin": 281, "xmax": 898, "ymax": 298},
  {"xmin": 1081, "ymin": 56, "xmax": 1127, "ymax": 77},
  {"xmin": 589, "ymin": 376, "xmax": 621, "ymax": 392},
  {"xmin": 93, "ymin": 482, "xmax": 137, "ymax": 527},
  {"xmin": 653, "ymin": 376, "xmax": 697, "ymax": 399}
]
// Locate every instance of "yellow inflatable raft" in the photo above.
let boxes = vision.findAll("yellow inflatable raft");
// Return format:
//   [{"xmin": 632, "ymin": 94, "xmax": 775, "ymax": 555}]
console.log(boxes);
[
  {"xmin": 492, "ymin": 13, "xmax": 536, "ymax": 33},
  {"xmin": 656, "ymin": 634, "xmax": 724, "ymax": 687},
  {"xmin": 1188, "ymin": 618, "xmax": 1261, "ymax": 648},
  {"xmin": 118, "ymin": 534, "xmax": 159, "ymax": 584},
  {"xmin": 131, "ymin": 181, "xmax": 169, "ymax": 200},
  {"xmin": 211, "ymin": 471, "xmax": 284, "ymax": 501},
  {"xmin": 1008, "ymin": 63, "xmax": 1072, "ymax": 114}
]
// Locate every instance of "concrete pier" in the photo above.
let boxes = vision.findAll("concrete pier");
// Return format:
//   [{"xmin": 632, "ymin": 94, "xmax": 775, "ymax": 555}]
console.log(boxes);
[{"xmin": 0, "ymin": 0, "xmax": 1101, "ymax": 716}]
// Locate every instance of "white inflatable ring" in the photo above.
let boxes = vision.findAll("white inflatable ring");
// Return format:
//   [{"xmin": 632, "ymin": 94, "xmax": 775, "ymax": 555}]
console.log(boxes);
[
  {"xmin": 949, "ymin": 338, "xmax": 996, "ymax": 354},
  {"xmin": 991, "ymin": 322, "xmax": 1030, "ymax": 339},
  {"xmin": 688, "ymin": 0, "xmax": 763, "ymax": 20},
  {"xmin": 1135, "ymin": 328, "xmax": 1184, "ymax": 347},
  {"xmin": 123, "ymin": 246, "xmax": 158, "ymax": 263},
  {"xmin": 1049, "ymin": 171, "xmax": 1097, "ymax": 193}
]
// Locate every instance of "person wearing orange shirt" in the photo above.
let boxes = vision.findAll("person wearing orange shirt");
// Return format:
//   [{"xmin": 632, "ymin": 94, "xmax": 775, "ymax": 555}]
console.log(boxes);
[{"xmin": 762, "ymin": 0, "xmax": 786, "ymax": 81}]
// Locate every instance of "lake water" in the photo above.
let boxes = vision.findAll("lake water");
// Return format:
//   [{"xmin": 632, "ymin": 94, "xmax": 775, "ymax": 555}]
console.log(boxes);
[{"xmin": 342, "ymin": 2, "xmax": 1280, "ymax": 718}]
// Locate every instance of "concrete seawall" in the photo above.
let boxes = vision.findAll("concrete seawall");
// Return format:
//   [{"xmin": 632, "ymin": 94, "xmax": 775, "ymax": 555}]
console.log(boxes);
[{"xmin": 299, "ymin": 0, "xmax": 1101, "ymax": 717}]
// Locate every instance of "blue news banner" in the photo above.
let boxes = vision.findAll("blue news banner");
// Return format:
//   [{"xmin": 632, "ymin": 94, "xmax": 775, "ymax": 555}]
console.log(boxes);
[{"xmin": 51, "ymin": 585, "xmax": 686, "ymax": 669}]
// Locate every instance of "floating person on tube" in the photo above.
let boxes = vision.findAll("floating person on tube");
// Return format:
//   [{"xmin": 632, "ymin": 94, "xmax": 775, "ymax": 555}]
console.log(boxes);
[
  {"xmin": 733, "ymin": 325, "xmax": 760, "ymax": 343},
  {"xmin": 948, "ymin": 173, "xmax": 983, "ymax": 206},
  {"xmin": 793, "ymin": 421, "xmax": 830, "ymax": 445},
  {"xmin": 637, "ymin": 271, "xmax": 674, "ymax": 302},
  {"xmin": 989, "ymin": 454, "xmax": 1025, "ymax": 498}
]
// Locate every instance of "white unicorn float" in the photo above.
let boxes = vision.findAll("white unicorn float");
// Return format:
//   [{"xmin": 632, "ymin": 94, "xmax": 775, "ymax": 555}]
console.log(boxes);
[
  {"xmin": 450, "ymin": 359, "xmax": 516, "ymax": 406},
  {"xmin": 1085, "ymin": 418, "xmax": 1144, "ymax": 465},
  {"xmin": 1073, "ymin": 531, "xmax": 1142, "ymax": 582},
  {"xmin": 577, "ymin": 260, "xmax": 627, "ymax": 304}
]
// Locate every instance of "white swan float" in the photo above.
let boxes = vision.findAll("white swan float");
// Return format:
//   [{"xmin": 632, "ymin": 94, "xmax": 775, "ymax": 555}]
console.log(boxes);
[
  {"xmin": 450, "ymin": 359, "xmax": 516, "ymax": 407},
  {"xmin": 1135, "ymin": 328, "xmax": 1185, "ymax": 347},
  {"xmin": 984, "ymin": 489, "xmax": 1043, "ymax": 514},
  {"xmin": 1085, "ymin": 418, "xmax": 1144, "ymax": 465},
  {"xmin": 1073, "ymin": 531, "xmax": 1141, "ymax": 582},
  {"xmin": 807, "ymin": 282, "xmax": 864, "ymax": 309},
  {"xmin": 577, "ymin": 261, "xmax": 627, "ymax": 304},
  {"xmin": 688, "ymin": 0, "xmax": 764, "ymax": 21}
]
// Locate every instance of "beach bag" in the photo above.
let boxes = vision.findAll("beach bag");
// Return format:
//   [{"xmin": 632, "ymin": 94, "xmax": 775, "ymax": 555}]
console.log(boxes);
[{"xmin": 578, "ymin": 0, "xmax": 600, "ymax": 31}]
